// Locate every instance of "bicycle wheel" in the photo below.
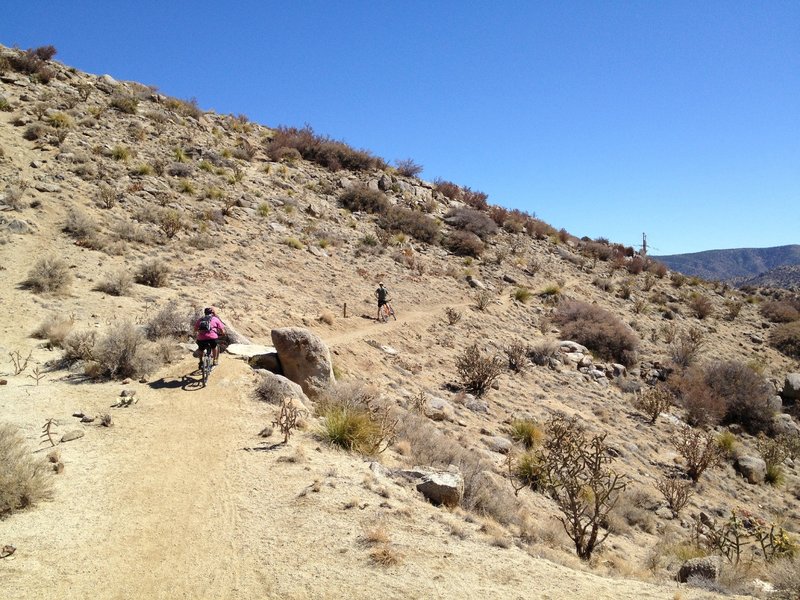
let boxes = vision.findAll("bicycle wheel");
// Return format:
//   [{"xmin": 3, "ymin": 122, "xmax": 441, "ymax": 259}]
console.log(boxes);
[
  {"xmin": 201, "ymin": 352, "xmax": 212, "ymax": 385},
  {"xmin": 388, "ymin": 304, "xmax": 397, "ymax": 321}
]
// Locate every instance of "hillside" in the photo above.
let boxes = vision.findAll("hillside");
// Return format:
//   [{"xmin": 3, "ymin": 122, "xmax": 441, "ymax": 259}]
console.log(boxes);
[
  {"xmin": 735, "ymin": 265, "xmax": 800, "ymax": 291},
  {"xmin": 2, "ymin": 45, "xmax": 800, "ymax": 599},
  {"xmin": 653, "ymin": 245, "xmax": 800, "ymax": 283}
]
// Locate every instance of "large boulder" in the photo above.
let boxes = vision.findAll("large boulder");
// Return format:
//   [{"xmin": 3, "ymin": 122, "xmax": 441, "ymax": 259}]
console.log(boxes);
[
  {"xmin": 734, "ymin": 455, "xmax": 767, "ymax": 484},
  {"xmin": 254, "ymin": 371, "xmax": 311, "ymax": 408},
  {"xmin": 782, "ymin": 373, "xmax": 800, "ymax": 402},
  {"xmin": 772, "ymin": 413, "xmax": 800, "ymax": 437},
  {"xmin": 415, "ymin": 469, "xmax": 463, "ymax": 508},
  {"xmin": 677, "ymin": 555, "xmax": 723, "ymax": 584},
  {"xmin": 270, "ymin": 327, "xmax": 334, "ymax": 399}
]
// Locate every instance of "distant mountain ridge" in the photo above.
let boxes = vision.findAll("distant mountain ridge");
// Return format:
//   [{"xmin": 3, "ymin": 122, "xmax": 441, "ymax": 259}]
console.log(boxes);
[{"xmin": 653, "ymin": 244, "xmax": 800, "ymax": 283}]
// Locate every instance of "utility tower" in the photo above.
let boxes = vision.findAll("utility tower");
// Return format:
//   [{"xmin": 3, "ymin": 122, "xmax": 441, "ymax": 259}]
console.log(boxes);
[{"xmin": 641, "ymin": 232, "xmax": 647, "ymax": 257}]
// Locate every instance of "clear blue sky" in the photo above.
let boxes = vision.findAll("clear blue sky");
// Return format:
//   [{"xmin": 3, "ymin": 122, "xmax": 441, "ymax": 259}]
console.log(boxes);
[{"xmin": 3, "ymin": 1, "xmax": 798, "ymax": 254}]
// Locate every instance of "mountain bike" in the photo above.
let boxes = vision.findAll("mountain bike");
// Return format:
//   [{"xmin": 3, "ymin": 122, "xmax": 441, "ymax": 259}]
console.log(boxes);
[
  {"xmin": 200, "ymin": 344, "xmax": 214, "ymax": 386},
  {"xmin": 379, "ymin": 301, "xmax": 396, "ymax": 322}
]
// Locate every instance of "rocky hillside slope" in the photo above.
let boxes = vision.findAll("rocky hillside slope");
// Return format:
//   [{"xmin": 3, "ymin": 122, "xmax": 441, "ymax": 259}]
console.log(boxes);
[
  {"xmin": 654, "ymin": 245, "xmax": 800, "ymax": 283},
  {"xmin": 2, "ymin": 45, "xmax": 800, "ymax": 599}
]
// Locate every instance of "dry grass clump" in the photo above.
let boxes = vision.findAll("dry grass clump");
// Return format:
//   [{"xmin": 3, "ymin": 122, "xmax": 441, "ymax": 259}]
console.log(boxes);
[
  {"xmin": 505, "ymin": 341, "xmax": 529, "ymax": 372},
  {"xmin": 0, "ymin": 423, "xmax": 54, "ymax": 518},
  {"xmin": 25, "ymin": 256, "xmax": 72, "ymax": 293},
  {"xmin": 553, "ymin": 300, "xmax": 639, "ymax": 366},
  {"xmin": 31, "ymin": 314, "xmax": 74, "ymax": 348},
  {"xmin": 253, "ymin": 374, "xmax": 294, "ymax": 405},
  {"xmin": 456, "ymin": 344, "xmax": 503, "ymax": 397},
  {"xmin": 529, "ymin": 340, "xmax": 561, "ymax": 366},
  {"xmin": 687, "ymin": 293, "xmax": 714, "ymax": 319},
  {"xmin": 509, "ymin": 419, "xmax": 544, "ymax": 449},
  {"xmin": 394, "ymin": 158, "xmax": 423, "ymax": 177},
  {"xmin": 135, "ymin": 259, "xmax": 170, "ymax": 287},
  {"xmin": 95, "ymin": 269, "xmax": 134, "ymax": 296},
  {"xmin": 62, "ymin": 322, "xmax": 156, "ymax": 379},
  {"xmin": 316, "ymin": 382, "xmax": 396, "ymax": 455}
]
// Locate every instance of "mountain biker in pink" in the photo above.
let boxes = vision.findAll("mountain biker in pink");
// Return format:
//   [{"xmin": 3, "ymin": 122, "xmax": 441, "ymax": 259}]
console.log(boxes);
[{"xmin": 194, "ymin": 307, "xmax": 226, "ymax": 369}]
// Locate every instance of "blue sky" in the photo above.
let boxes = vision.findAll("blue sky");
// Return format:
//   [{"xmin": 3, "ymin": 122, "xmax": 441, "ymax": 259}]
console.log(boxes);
[{"xmin": 3, "ymin": 1, "xmax": 798, "ymax": 254}]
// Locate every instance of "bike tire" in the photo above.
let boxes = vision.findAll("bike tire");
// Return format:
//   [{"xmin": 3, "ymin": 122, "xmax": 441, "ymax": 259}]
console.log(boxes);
[{"xmin": 201, "ymin": 353, "xmax": 212, "ymax": 386}]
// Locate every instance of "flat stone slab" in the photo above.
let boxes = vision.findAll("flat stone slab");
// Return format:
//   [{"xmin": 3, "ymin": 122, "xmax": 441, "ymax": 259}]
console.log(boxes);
[{"xmin": 227, "ymin": 343, "xmax": 276, "ymax": 358}]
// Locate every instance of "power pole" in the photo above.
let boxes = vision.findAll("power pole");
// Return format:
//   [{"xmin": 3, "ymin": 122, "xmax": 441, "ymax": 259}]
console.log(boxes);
[{"xmin": 641, "ymin": 232, "xmax": 647, "ymax": 257}]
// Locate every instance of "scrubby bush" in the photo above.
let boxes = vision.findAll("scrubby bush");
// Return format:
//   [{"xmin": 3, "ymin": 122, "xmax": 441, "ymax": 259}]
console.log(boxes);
[
  {"xmin": 552, "ymin": 300, "xmax": 639, "ymax": 366},
  {"xmin": 61, "ymin": 330, "xmax": 97, "ymax": 364},
  {"xmin": 634, "ymin": 385, "xmax": 674, "ymax": 424},
  {"xmin": 394, "ymin": 158, "xmax": 423, "ymax": 177},
  {"xmin": 673, "ymin": 426, "xmax": 723, "ymax": 482},
  {"xmin": 0, "ymin": 424, "xmax": 53, "ymax": 518},
  {"xmin": 670, "ymin": 327, "xmax": 705, "ymax": 369},
  {"xmin": 760, "ymin": 300, "xmax": 800, "ymax": 323},
  {"xmin": 433, "ymin": 178, "xmax": 461, "ymax": 201},
  {"xmin": 88, "ymin": 321, "xmax": 156, "ymax": 379},
  {"xmin": 339, "ymin": 186, "xmax": 388, "ymax": 214},
  {"xmin": 770, "ymin": 321, "xmax": 800, "ymax": 359},
  {"xmin": 509, "ymin": 419, "xmax": 543, "ymax": 449},
  {"xmin": 529, "ymin": 340, "xmax": 560, "ymax": 366},
  {"xmin": 32, "ymin": 314, "xmax": 74, "ymax": 348},
  {"xmin": 688, "ymin": 293, "xmax": 714, "ymax": 319},
  {"xmin": 461, "ymin": 187, "xmax": 489, "ymax": 211},
  {"xmin": 456, "ymin": 344, "xmax": 503, "ymax": 397},
  {"xmin": 444, "ymin": 230, "xmax": 484, "ymax": 257},
  {"xmin": 25, "ymin": 256, "xmax": 72, "ymax": 293},
  {"xmin": 379, "ymin": 206, "xmax": 440, "ymax": 244},
  {"xmin": 109, "ymin": 94, "xmax": 139, "ymax": 114},
  {"xmin": 674, "ymin": 367, "xmax": 727, "ymax": 428},
  {"xmin": 135, "ymin": 259, "xmax": 170, "ymax": 287},
  {"xmin": 704, "ymin": 361, "xmax": 774, "ymax": 434},
  {"xmin": 95, "ymin": 270, "xmax": 133, "ymax": 296},
  {"xmin": 23, "ymin": 123, "xmax": 54, "ymax": 141},
  {"xmin": 505, "ymin": 341, "xmax": 529, "ymax": 372},
  {"xmin": 444, "ymin": 207, "xmax": 497, "ymax": 239},
  {"xmin": 655, "ymin": 476, "xmax": 694, "ymax": 515},
  {"xmin": 265, "ymin": 126, "xmax": 385, "ymax": 172},
  {"xmin": 144, "ymin": 302, "xmax": 192, "ymax": 340}
]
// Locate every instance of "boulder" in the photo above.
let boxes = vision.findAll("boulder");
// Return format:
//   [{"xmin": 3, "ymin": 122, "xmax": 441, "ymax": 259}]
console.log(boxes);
[
  {"xmin": 466, "ymin": 275, "xmax": 486, "ymax": 290},
  {"xmin": 415, "ymin": 469, "xmax": 464, "ymax": 507},
  {"xmin": 464, "ymin": 398, "xmax": 489, "ymax": 414},
  {"xmin": 782, "ymin": 373, "xmax": 800, "ymax": 402},
  {"xmin": 61, "ymin": 429, "xmax": 85, "ymax": 443},
  {"xmin": 677, "ymin": 555, "xmax": 723, "ymax": 584},
  {"xmin": 270, "ymin": 327, "xmax": 334, "ymax": 398},
  {"xmin": 426, "ymin": 397, "xmax": 455, "ymax": 421},
  {"xmin": 734, "ymin": 455, "xmax": 767, "ymax": 484},
  {"xmin": 6, "ymin": 219, "xmax": 31, "ymax": 234},
  {"xmin": 248, "ymin": 352, "xmax": 282, "ymax": 374},
  {"xmin": 486, "ymin": 435, "xmax": 512, "ymax": 454},
  {"xmin": 227, "ymin": 343, "xmax": 276, "ymax": 358},
  {"xmin": 560, "ymin": 341, "xmax": 589, "ymax": 354},
  {"xmin": 254, "ymin": 371, "xmax": 311, "ymax": 408},
  {"xmin": 771, "ymin": 413, "xmax": 800, "ymax": 437}
]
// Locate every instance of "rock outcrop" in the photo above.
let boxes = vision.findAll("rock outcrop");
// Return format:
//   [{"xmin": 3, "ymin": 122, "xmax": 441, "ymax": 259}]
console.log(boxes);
[{"xmin": 271, "ymin": 327, "xmax": 334, "ymax": 398}]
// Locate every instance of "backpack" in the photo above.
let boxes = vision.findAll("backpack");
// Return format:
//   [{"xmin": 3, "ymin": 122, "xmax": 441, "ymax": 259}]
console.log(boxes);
[{"xmin": 198, "ymin": 315, "xmax": 214, "ymax": 333}]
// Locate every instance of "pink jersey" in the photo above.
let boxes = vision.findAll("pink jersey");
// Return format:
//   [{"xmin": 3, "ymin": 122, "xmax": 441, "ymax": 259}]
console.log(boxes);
[{"xmin": 195, "ymin": 316, "xmax": 224, "ymax": 340}]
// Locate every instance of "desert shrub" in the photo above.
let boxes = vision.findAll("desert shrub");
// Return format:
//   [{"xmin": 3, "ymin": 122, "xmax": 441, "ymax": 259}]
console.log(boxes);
[
  {"xmin": 674, "ymin": 367, "xmax": 727, "ymax": 428},
  {"xmin": 444, "ymin": 230, "xmax": 484, "ymax": 257},
  {"xmin": 316, "ymin": 382, "xmax": 395, "ymax": 454},
  {"xmin": 89, "ymin": 321, "xmax": 156, "ymax": 379},
  {"xmin": 270, "ymin": 146, "xmax": 301, "ymax": 163},
  {"xmin": 163, "ymin": 96, "xmax": 203, "ymax": 120},
  {"xmin": 339, "ymin": 186, "xmax": 388, "ymax": 214},
  {"xmin": 456, "ymin": 344, "xmax": 503, "ymax": 397},
  {"xmin": 461, "ymin": 187, "xmax": 489, "ymax": 211},
  {"xmin": 25, "ymin": 256, "xmax": 72, "ymax": 293},
  {"xmin": 61, "ymin": 330, "xmax": 97, "ymax": 364},
  {"xmin": 62, "ymin": 208, "xmax": 98, "ymax": 241},
  {"xmin": 634, "ymin": 385, "xmax": 674, "ymax": 424},
  {"xmin": 474, "ymin": 289, "xmax": 493, "ymax": 311},
  {"xmin": 444, "ymin": 207, "xmax": 497, "ymax": 239},
  {"xmin": 670, "ymin": 327, "xmax": 705, "ymax": 369},
  {"xmin": 552, "ymin": 300, "xmax": 638, "ymax": 366},
  {"xmin": 717, "ymin": 430, "xmax": 738, "ymax": 457},
  {"xmin": 1, "ymin": 181, "xmax": 28, "ymax": 210},
  {"xmin": 529, "ymin": 340, "xmax": 560, "ymax": 366},
  {"xmin": 157, "ymin": 209, "xmax": 183, "ymax": 239},
  {"xmin": 770, "ymin": 555, "xmax": 800, "ymax": 598},
  {"xmin": 32, "ymin": 314, "xmax": 74, "ymax": 348},
  {"xmin": 673, "ymin": 426, "xmax": 723, "ymax": 482},
  {"xmin": 394, "ymin": 158, "xmax": 423, "ymax": 177},
  {"xmin": 761, "ymin": 300, "xmax": 800, "ymax": 323},
  {"xmin": 0, "ymin": 423, "xmax": 53, "ymax": 518},
  {"xmin": 536, "ymin": 415, "xmax": 627, "ymax": 560},
  {"xmin": 433, "ymin": 178, "xmax": 461, "ymax": 201},
  {"xmin": 757, "ymin": 435, "xmax": 788, "ymax": 486},
  {"xmin": 135, "ymin": 259, "xmax": 170, "ymax": 287},
  {"xmin": 23, "ymin": 123, "xmax": 54, "ymax": 141},
  {"xmin": 510, "ymin": 451, "xmax": 546, "ymax": 491},
  {"xmin": 593, "ymin": 277, "xmax": 615, "ymax": 292},
  {"xmin": 95, "ymin": 269, "xmax": 133, "ymax": 296},
  {"xmin": 770, "ymin": 321, "xmax": 800, "ymax": 359},
  {"xmin": 655, "ymin": 476, "xmax": 694, "ymax": 515},
  {"xmin": 444, "ymin": 307, "xmax": 462, "ymax": 325},
  {"xmin": 265, "ymin": 125, "xmax": 385, "ymax": 172},
  {"xmin": 109, "ymin": 93, "xmax": 139, "ymax": 114},
  {"xmin": 671, "ymin": 272, "xmax": 687, "ymax": 287},
  {"xmin": 608, "ymin": 488, "xmax": 656, "ymax": 534},
  {"xmin": 283, "ymin": 237, "xmax": 303, "ymax": 249},
  {"xmin": 379, "ymin": 206, "xmax": 440, "ymax": 244},
  {"xmin": 144, "ymin": 301, "xmax": 191, "ymax": 340},
  {"xmin": 505, "ymin": 341, "xmax": 529, "ymax": 372},
  {"xmin": 627, "ymin": 256, "xmax": 646, "ymax": 275},
  {"xmin": 254, "ymin": 374, "xmax": 291, "ymax": 405},
  {"xmin": 724, "ymin": 300, "xmax": 743, "ymax": 321},
  {"xmin": 688, "ymin": 293, "xmax": 714, "ymax": 319},
  {"xmin": 704, "ymin": 361, "xmax": 774, "ymax": 434}
]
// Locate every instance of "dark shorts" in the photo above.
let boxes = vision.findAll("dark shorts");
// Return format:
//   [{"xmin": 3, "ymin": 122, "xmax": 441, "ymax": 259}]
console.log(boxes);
[
  {"xmin": 377, "ymin": 299, "xmax": 387, "ymax": 308},
  {"xmin": 197, "ymin": 339, "xmax": 218, "ymax": 352}
]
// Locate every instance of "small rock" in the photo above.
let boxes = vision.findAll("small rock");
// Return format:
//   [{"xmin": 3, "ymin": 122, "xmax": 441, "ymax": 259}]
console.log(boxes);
[
  {"xmin": 120, "ymin": 389, "xmax": 137, "ymax": 397},
  {"xmin": 33, "ymin": 182, "xmax": 60, "ymax": 193},
  {"xmin": 465, "ymin": 398, "xmax": 489, "ymax": 414},
  {"xmin": 0, "ymin": 379, "xmax": 7, "ymax": 385},
  {"xmin": 486, "ymin": 435, "xmax": 512, "ymax": 454},
  {"xmin": 80, "ymin": 416, "xmax": 95, "ymax": 423},
  {"xmin": 61, "ymin": 429, "xmax": 85, "ymax": 443},
  {"xmin": 677, "ymin": 555, "xmax": 723, "ymax": 584},
  {"xmin": 466, "ymin": 275, "xmax": 486, "ymax": 290},
  {"xmin": 734, "ymin": 455, "xmax": 767, "ymax": 485}
]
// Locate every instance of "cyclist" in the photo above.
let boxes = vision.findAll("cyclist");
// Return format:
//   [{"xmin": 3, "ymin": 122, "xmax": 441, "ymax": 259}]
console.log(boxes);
[
  {"xmin": 194, "ymin": 307, "xmax": 226, "ymax": 369},
  {"xmin": 375, "ymin": 282, "xmax": 389, "ymax": 321}
]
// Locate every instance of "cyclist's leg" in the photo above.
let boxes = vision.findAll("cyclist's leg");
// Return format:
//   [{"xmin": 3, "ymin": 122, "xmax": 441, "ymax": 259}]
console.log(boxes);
[
  {"xmin": 197, "ymin": 340, "xmax": 210, "ymax": 370},
  {"xmin": 211, "ymin": 339, "xmax": 219, "ymax": 365}
]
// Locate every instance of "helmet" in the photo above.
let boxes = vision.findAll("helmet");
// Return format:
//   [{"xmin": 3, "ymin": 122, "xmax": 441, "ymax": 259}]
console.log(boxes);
[
  {"xmin": 379, "ymin": 282, "xmax": 384, "ymax": 287},
  {"xmin": 204, "ymin": 307, "xmax": 214, "ymax": 315}
]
